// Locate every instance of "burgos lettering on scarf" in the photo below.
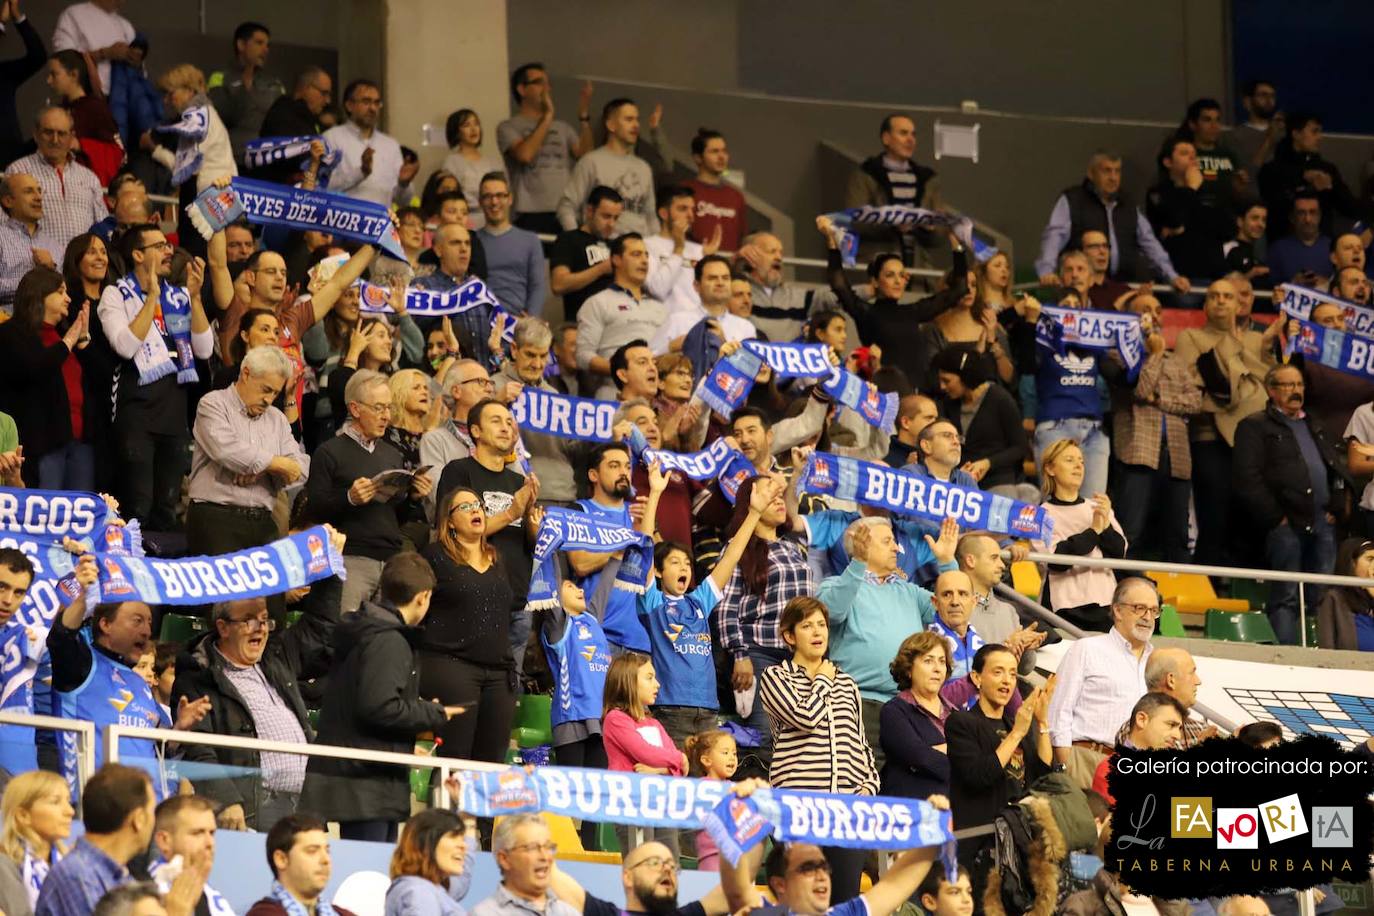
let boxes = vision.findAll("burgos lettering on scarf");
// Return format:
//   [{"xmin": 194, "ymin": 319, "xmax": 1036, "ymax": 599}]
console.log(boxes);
[
  {"xmin": 512, "ymin": 387, "xmax": 619, "ymax": 443},
  {"xmin": 1278, "ymin": 283, "xmax": 1374, "ymax": 338}
]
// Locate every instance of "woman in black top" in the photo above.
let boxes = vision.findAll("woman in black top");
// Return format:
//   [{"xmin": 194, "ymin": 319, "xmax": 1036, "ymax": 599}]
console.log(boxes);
[
  {"xmin": 879, "ymin": 631, "xmax": 953, "ymax": 800},
  {"xmin": 946, "ymin": 644, "xmax": 1054, "ymax": 896},
  {"xmin": 932, "ymin": 348, "xmax": 1036, "ymax": 502},
  {"xmin": 419, "ymin": 487, "xmax": 518, "ymax": 767},
  {"xmin": 211, "ymin": 308, "xmax": 294, "ymax": 419},
  {"xmin": 61, "ymin": 233, "xmax": 118, "ymax": 489}
]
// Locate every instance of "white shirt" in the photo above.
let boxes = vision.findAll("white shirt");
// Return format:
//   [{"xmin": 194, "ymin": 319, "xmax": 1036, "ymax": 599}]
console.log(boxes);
[
  {"xmin": 649, "ymin": 304, "xmax": 756, "ymax": 356},
  {"xmin": 1046, "ymin": 627, "xmax": 1152, "ymax": 747},
  {"xmin": 644, "ymin": 234, "xmax": 705, "ymax": 314},
  {"xmin": 324, "ymin": 121, "xmax": 403, "ymax": 207},
  {"xmin": 52, "ymin": 1, "xmax": 134, "ymax": 93}
]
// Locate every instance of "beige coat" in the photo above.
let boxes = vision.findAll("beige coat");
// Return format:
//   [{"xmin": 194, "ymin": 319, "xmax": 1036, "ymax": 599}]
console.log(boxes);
[{"xmin": 1172, "ymin": 324, "xmax": 1274, "ymax": 446}]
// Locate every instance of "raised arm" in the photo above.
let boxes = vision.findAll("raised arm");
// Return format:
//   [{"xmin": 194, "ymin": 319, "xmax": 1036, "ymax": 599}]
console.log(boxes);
[
  {"xmin": 310, "ymin": 244, "xmax": 376, "ymax": 323},
  {"xmin": 206, "ymin": 227, "xmax": 236, "ymax": 315},
  {"xmin": 709, "ymin": 476, "xmax": 773, "ymax": 590}
]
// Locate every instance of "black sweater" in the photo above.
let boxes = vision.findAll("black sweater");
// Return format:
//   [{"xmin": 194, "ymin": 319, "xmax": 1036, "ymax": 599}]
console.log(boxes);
[
  {"xmin": 941, "ymin": 383, "xmax": 1028, "ymax": 489},
  {"xmin": 305, "ymin": 432, "xmax": 417, "ymax": 560},
  {"xmin": 946, "ymin": 705, "xmax": 1049, "ymax": 831}
]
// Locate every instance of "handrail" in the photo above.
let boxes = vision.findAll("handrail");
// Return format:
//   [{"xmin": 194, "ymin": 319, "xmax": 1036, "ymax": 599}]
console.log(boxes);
[
  {"xmin": 0, "ymin": 713, "xmax": 97, "ymax": 814},
  {"xmin": 1012, "ymin": 278, "xmax": 1276, "ymax": 301}
]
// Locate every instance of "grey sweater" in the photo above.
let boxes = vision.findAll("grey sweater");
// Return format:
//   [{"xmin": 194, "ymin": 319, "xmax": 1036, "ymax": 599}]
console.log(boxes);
[{"xmin": 557, "ymin": 146, "xmax": 659, "ymax": 236}]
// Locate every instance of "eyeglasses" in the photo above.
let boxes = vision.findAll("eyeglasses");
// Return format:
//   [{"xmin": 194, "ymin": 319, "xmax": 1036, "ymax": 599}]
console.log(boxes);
[
  {"xmin": 228, "ymin": 616, "xmax": 276, "ymax": 632},
  {"xmin": 629, "ymin": 856, "xmax": 679, "ymax": 874},
  {"xmin": 449, "ymin": 501, "xmax": 482, "ymax": 513},
  {"xmin": 791, "ymin": 860, "xmax": 832, "ymax": 877},
  {"xmin": 460, "ymin": 377, "xmax": 495, "ymax": 388},
  {"xmin": 357, "ymin": 402, "xmax": 392, "ymax": 414},
  {"xmin": 141, "ymin": 241, "xmax": 172, "ymax": 252},
  {"xmin": 1115, "ymin": 602, "xmax": 1161, "ymax": 617},
  {"xmin": 508, "ymin": 841, "xmax": 557, "ymax": 855},
  {"xmin": 1270, "ymin": 381, "xmax": 1304, "ymax": 390}
]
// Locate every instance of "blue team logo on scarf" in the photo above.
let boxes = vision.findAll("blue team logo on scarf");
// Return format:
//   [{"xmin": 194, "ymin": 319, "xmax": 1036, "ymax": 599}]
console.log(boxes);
[{"xmin": 1287, "ymin": 317, "xmax": 1374, "ymax": 381}]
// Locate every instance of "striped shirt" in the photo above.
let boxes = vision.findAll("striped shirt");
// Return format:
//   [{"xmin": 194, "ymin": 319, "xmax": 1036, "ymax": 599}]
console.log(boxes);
[
  {"xmin": 759, "ymin": 658, "xmax": 879, "ymax": 795},
  {"xmin": 714, "ymin": 536, "xmax": 813, "ymax": 658},
  {"xmin": 1046, "ymin": 628, "xmax": 1153, "ymax": 748}
]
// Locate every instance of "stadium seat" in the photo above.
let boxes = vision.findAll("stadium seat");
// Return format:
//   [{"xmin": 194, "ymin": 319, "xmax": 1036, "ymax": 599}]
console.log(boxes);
[
  {"xmin": 1204, "ymin": 610, "xmax": 1277, "ymax": 644},
  {"xmin": 1156, "ymin": 604, "xmax": 1187, "ymax": 638},
  {"xmin": 1010, "ymin": 561, "xmax": 1041, "ymax": 600},
  {"xmin": 512, "ymin": 694, "xmax": 553, "ymax": 748},
  {"xmin": 159, "ymin": 613, "xmax": 206, "ymax": 643},
  {"xmin": 1227, "ymin": 577, "xmax": 1267, "ymax": 612},
  {"xmin": 1148, "ymin": 572, "xmax": 1247, "ymax": 615},
  {"xmin": 597, "ymin": 821, "xmax": 620, "ymax": 853}
]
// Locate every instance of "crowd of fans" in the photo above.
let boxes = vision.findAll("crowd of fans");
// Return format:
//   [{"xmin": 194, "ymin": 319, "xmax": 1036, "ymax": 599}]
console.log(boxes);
[{"xmin": 0, "ymin": 2, "xmax": 1366, "ymax": 914}]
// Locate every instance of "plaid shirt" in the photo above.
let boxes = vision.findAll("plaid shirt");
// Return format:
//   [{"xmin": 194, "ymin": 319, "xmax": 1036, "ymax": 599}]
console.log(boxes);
[
  {"xmin": 216, "ymin": 647, "xmax": 309, "ymax": 793},
  {"xmin": 4, "ymin": 153, "xmax": 108, "ymax": 254},
  {"xmin": 0, "ymin": 215, "xmax": 62, "ymax": 308},
  {"xmin": 34, "ymin": 837, "xmax": 129, "ymax": 916},
  {"xmin": 715, "ymin": 534, "xmax": 813, "ymax": 657},
  {"xmin": 1111, "ymin": 350, "xmax": 1202, "ymax": 478}
]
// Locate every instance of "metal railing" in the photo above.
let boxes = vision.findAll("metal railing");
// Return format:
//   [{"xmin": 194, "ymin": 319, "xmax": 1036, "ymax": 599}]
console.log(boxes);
[
  {"xmin": 1023, "ymin": 551, "xmax": 1374, "ymax": 650},
  {"xmin": 1013, "ymin": 278, "xmax": 1276, "ymax": 301},
  {"xmin": 0, "ymin": 713, "xmax": 97, "ymax": 814}
]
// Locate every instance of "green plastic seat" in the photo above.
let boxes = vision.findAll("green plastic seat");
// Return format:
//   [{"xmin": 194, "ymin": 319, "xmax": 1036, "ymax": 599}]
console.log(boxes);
[
  {"xmin": 679, "ymin": 855, "xmax": 699, "ymax": 871},
  {"xmin": 306, "ymin": 708, "xmax": 320, "ymax": 729},
  {"xmin": 596, "ymin": 821, "xmax": 620, "ymax": 853},
  {"xmin": 159, "ymin": 613, "xmax": 206, "ymax": 643},
  {"xmin": 513, "ymin": 694, "xmax": 552, "ymax": 732},
  {"xmin": 1228, "ymin": 578, "xmax": 1269, "ymax": 613},
  {"xmin": 1305, "ymin": 613, "xmax": 1319, "ymax": 648},
  {"xmin": 410, "ymin": 740, "xmax": 436, "ymax": 803},
  {"xmin": 513, "ymin": 726, "xmax": 551, "ymax": 749},
  {"xmin": 1156, "ymin": 604, "xmax": 1186, "ymax": 638},
  {"xmin": 1204, "ymin": 609, "xmax": 1277, "ymax": 644}
]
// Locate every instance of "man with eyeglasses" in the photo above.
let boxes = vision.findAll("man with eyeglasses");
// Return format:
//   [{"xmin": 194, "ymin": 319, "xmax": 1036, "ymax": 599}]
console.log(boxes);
[
  {"xmin": 1079, "ymin": 229, "xmax": 1132, "ymax": 311},
  {"xmin": 257, "ymin": 67, "xmax": 333, "ymax": 185},
  {"xmin": 324, "ymin": 78, "xmax": 401, "ymax": 207},
  {"xmin": 419, "ymin": 359, "xmax": 502, "ymax": 520},
  {"xmin": 306, "ymin": 369, "xmax": 432, "ymax": 613},
  {"xmin": 498, "ymin": 64, "xmax": 595, "ymax": 236},
  {"xmin": 4, "ymin": 106, "xmax": 107, "ymax": 253},
  {"xmin": 1045, "ymin": 576, "xmax": 1159, "ymax": 790},
  {"xmin": 172, "ymin": 527, "xmax": 345, "ymax": 833},
  {"xmin": 477, "ymin": 172, "xmax": 547, "ymax": 317},
  {"xmin": 1235, "ymin": 362, "xmax": 1350, "ymax": 645}
]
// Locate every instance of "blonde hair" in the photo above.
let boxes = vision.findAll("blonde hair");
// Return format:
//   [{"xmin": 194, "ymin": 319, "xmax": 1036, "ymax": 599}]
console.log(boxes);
[
  {"xmin": 390, "ymin": 369, "xmax": 429, "ymax": 422},
  {"xmin": 157, "ymin": 63, "xmax": 207, "ymax": 95},
  {"xmin": 1039, "ymin": 438, "xmax": 1083, "ymax": 497},
  {"xmin": 1, "ymin": 770, "xmax": 68, "ymax": 866}
]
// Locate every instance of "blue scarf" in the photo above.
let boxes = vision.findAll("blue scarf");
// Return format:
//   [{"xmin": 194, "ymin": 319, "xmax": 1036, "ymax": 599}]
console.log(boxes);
[
  {"xmin": 1277, "ymin": 283, "xmax": 1374, "ymax": 338},
  {"xmin": 153, "ymin": 104, "xmax": 208, "ymax": 186},
  {"xmin": 702, "ymin": 792, "xmax": 774, "ymax": 866},
  {"xmin": 1286, "ymin": 317, "xmax": 1374, "ymax": 382},
  {"xmin": 270, "ymin": 880, "xmax": 337, "ymax": 916},
  {"xmin": 638, "ymin": 436, "xmax": 756, "ymax": 506},
  {"xmin": 0, "ymin": 488, "xmax": 141, "ymax": 626},
  {"xmin": 355, "ymin": 277, "xmax": 517, "ymax": 344},
  {"xmin": 928, "ymin": 617, "xmax": 984, "ymax": 679},
  {"xmin": 89, "ymin": 525, "xmax": 345, "ymax": 606},
  {"xmin": 821, "ymin": 205, "xmax": 975, "ymax": 267},
  {"xmin": 700, "ymin": 341, "xmax": 898, "ymax": 432},
  {"xmin": 682, "ymin": 316, "xmax": 726, "ymax": 386},
  {"xmin": 512, "ymin": 387, "xmax": 619, "ymax": 443},
  {"xmin": 185, "ymin": 177, "xmax": 407, "ymax": 262},
  {"xmin": 244, "ymin": 134, "xmax": 341, "ymax": 186},
  {"xmin": 113, "ymin": 273, "xmax": 198, "ymax": 385},
  {"xmin": 149, "ymin": 855, "xmax": 234, "ymax": 915},
  {"xmin": 1035, "ymin": 304, "xmax": 1144, "ymax": 380},
  {"xmin": 797, "ymin": 451, "xmax": 1055, "ymax": 542},
  {"xmin": 459, "ymin": 764, "xmax": 955, "ymax": 853},
  {"xmin": 527, "ymin": 508, "xmax": 651, "ymax": 611}
]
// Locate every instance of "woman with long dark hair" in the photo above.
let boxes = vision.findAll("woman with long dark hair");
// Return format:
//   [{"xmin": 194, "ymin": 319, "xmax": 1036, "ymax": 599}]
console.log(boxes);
[
  {"xmin": 385, "ymin": 808, "xmax": 476, "ymax": 916},
  {"xmin": 419, "ymin": 487, "xmax": 518, "ymax": 766},
  {"xmin": 0, "ymin": 268, "xmax": 95, "ymax": 488}
]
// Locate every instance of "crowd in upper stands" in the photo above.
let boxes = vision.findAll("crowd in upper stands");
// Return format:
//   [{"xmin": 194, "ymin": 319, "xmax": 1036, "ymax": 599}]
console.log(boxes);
[{"xmin": 0, "ymin": 1, "xmax": 1369, "ymax": 914}]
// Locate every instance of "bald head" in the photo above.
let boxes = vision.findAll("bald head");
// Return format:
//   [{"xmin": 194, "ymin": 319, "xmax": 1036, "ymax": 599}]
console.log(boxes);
[
  {"xmin": 1145, "ymin": 647, "xmax": 1200, "ymax": 710},
  {"xmin": 1, "ymin": 173, "xmax": 42, "ymax": 223},
  {"xmin": 932, "ymin": 570, "xmax": 974, "ymax": 634},
  {"xmin": 1217, "ymin": 896, "xmax": 1271, "ymax": 916},
  {"xmin": 622, "ymin": 841, "xmax": 679, "ymax": 912}
]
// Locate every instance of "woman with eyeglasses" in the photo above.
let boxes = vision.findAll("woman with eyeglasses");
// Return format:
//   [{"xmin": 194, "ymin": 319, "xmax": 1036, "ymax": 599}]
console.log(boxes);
[
  {"xmin": 420, "ymin": 487, "xmax": 519, "ymax": 769},
  {"xmin": 385, "ymin": 808, "xmax": 477, "ymax": 916}
]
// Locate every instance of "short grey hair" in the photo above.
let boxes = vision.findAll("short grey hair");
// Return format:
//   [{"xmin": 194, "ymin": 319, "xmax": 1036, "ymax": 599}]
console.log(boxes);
[
  {"xmin": 210, "ymin": 597, "xmax": 265, "ymax": 625},
  {"xmin": 613, "ymin": 398, "xmax": 652, "ymax": 427},
  {"xmin": 442, "ymin": 358, "xmax": 483, "ymax": 391},
  {"xmin": 1145, "ymin": 648, "xmax": 1185, "ymax": 692},
  {"xmin": 512, "ymin": 315, "xmax": 553, "ymax": 350},
  {"xmin": 842, "ymin": 516, "xmax": 891, "ymax": 559},
  {"xmin": 492, "ymin": 813, "xmax": 545, "ymax": 864},
  {"xmin": 344, "ymin": 368, "xmax": 390, "ymax": 407},
  {"xmin": 241, "ymin": 345, "xmax": 292, "ymax": 382},
  {"xmin": 92, "ymin": 881, "xmax": 163, "ymax": 916}
]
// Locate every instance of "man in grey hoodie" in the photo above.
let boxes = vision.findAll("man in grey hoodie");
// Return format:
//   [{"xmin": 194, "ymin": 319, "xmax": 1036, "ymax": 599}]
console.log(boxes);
[{"xmin": 557, "ymin": 98, "xmax": 658, "ymax": 236}]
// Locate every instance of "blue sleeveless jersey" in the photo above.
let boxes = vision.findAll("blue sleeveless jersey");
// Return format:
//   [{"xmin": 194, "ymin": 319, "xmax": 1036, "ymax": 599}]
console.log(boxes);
[
  {"xmin": 56, "ymin": 631, "xmax": 171, "ymax": 798},
  {"xmin": 574, "ymin": 499, "xmax": 650, "ymax": 652},
  {"xmin": 0, "ymin": 621, "xmax": 41, "ymax": 776},
  {"xmin": 542, "ymin": 611, "xmax": 610, "ymax": 729},
  {"xmin": 638, "ymin": 579, "xmax": 719, "ymax": 709}
]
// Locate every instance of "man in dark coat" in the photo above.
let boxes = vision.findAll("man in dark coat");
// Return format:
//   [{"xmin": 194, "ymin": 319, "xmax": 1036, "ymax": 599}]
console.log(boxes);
[
  {"xmin": 298, "ymin": 552, "xmax": 460, "ymax": 842},
  {"xmin": 171, "ymin": 528, "xmax": 345, "ymax": 831}
]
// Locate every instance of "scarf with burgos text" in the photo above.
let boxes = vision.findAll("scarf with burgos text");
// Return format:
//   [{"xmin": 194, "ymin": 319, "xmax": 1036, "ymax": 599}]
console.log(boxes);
[
  {"xmin": 527, "ymin": 507, "xmax": 651, "ymax": 611},
  {"xmin": 354, "ymin": 277, "xmax": 517, "ymax": 343},
  {"xmin": 1035, "ymin": 304, "xmax": 1144, "ymax": 381},
  {"xmin": 797, "ymin": 452, "xmax": 1055, "ymax": 542},
  {"xmin": 821, "ymin": 205, "xmax": 976, "ymax": 267},
  {"xmin": 512, "ymin": 387, "xmax": 619, "ymax": 443},
  {"xmin": 623, "ymin": 425, "xmax": 757, "ymax": 506},
  {"xmin": 185, "ymin": 176, "xmax": 408, "ymax": 262},
  {"xmin": 459, "ymin": 764, "xmax": 955, "ymax": 854},
  {"xmin": 1286, "ymin": 317, "xmax": 1374, "ymax": 382},
  {"xmin": 244, "ymin": 134, "xmax": 341, "ymax": 185},
  {"xmin": 699, "ymin": 340, "xmax": 898, "ymax": 432},
  {"xmin": 1277, "ymin": 283, "xmax": 1374, "ymax": 338},
  {"xmin": 153, "ymin": 105, "xmax": 208, "ymax": 187}
]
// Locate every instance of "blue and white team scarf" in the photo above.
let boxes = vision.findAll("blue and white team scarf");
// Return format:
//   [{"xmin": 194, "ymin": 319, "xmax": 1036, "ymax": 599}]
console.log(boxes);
[
  {"xmin": 270, "ymin": 880, "xmax": 337, "ymax": 916},
  {"xmin": 244, "ymin": 134, "xmax": 341, "ymax": 186},
  {"xmin": 21, "ymin": 845, "xmax": 57, "ymax": 911},
  {"xmin": 459, "ymin": 764, "xmax": 955, "ymax": 853},
  {"xmin": 185, "ymin": 177, "xmax": 408, "ymax": 262},
  {"xmin": 512, "ymin": 387, "xmax": 618, "ymax": 443},
  {"xmin": 355, "ymin": 277, "xmax": 517, "ymax": 342},
  {"xmin": 1277, "ymin": 284, "xmax": 1374, "ymax": 338},
  {"xmin": 797, "ymin": 451, "xmax": 1055, "ymax": 542},
  {"xmin": 822, "ymin": 205, "xmax": 976, "ymax": 266},
  {"xmin": 88, "ymin": 526, "xmax": 345, "ymax": 607},
  {"xmin": 1036, "ymin": 304, "xmax": 1144, "ymax": 380},
  {"xmin": 702, "ymin": 792, "xmax": 774, "ymax": 866},
  {"xmin": 111, "ymin": 273, "xmax": 198, "ymax": 386},
  {"xmin": 150, "ymin": 855, "xmax": 235, "ymax": 916},
  {"xmin": 527, "ymin": 508, "xmax": 651, "ymax": 611},
  {"xmin": 628, "ymin": 429, "xmax": 757, "ymax": 506},
  {"xmin": 1286, "ymin": 317, "xmax": 1374, "ymax": 383},
  {"xmin": 153, "ymin": 105, "xmax": 209, "ymax": 187},
  {"xmin": 699, "ymin": 341, "xmax": 898, "ymax": 432}
]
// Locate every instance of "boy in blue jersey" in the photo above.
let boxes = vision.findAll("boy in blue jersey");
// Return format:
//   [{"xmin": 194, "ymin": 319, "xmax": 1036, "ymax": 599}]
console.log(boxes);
[
  {"xmin": 0, "ymin": 548, "xmax": 44, "ymax": 777},
  {"xmin": 47, "ymin": 554, "xmax": 213, "ymax": 798},
  {"xmin": 568, "ymin": 441, "xmax": 648, "ymax": 653},
  {"xmin": 637, "ymin": 461, "xmax": 782, "ymax": 749}
]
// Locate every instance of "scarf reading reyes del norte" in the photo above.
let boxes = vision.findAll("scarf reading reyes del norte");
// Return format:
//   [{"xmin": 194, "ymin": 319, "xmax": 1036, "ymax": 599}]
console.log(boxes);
[
  {"xmin": 527, "ymin": 507, "xmax": 651, "ymax": 611},
  {"xmin": 699, "ymin": 340, "xmax": 899, "ymax": 433},
  {"xmin": 1286, "ymin": 317, "xmax": 1374, "ymax": 382},
  {"xmin": 1035, "ymin": 304, "xmax": 1145, "ymax": 381},
  {"xmin": 354, "ymin": 278, "xmax": 518, "ymax": 342},
  {"xmin": 153, "ymin": 104, "xmax": 208, "ymax": 187},
  {"xmin": 798, "ymin": 451, "xmax": 1055, "ymax": 542},
  {"xmin": 244, "ymin": 134, "xmax": 342, "ymax": 185},
  {"xmin": 1277, "ymin": 283, "xmax": 1374, "ymax": 338},
  {"xmin": 822, "ymin": 204, "xmax": 978, "ymax": 267},
  {"xmin": 459, "ymin": 764, "xmax": 955, "ymax": 853},
  {"xmin": 113, "ymin": 274, "xmax": 198, "ymax": 386},
  {"xmin": 185, "ymin": 176, "xmax": 408, "ymax": 262}
]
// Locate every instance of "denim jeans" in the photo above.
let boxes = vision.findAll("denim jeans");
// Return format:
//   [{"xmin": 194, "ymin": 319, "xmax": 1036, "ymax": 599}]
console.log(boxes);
[
  {"xmin": 37, "ymin": 442, "xmax": 94, "ymax": 491},
  {"xmin": 1264, "ymin": 522, "xmax": 1336, "ymax": 645},
  {"xmin": 1033, "ymin": 417, "xmax": 1110, "ymax": 498}
]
